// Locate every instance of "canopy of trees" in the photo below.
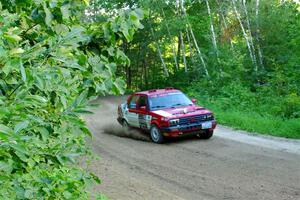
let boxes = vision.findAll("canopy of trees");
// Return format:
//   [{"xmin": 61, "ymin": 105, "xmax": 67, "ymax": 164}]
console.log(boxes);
[{"xmin": 91, "ymin": 0, "xmax": 300, "ymax": 90}]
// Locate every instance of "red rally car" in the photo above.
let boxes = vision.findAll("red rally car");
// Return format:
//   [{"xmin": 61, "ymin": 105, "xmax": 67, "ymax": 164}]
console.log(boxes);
[{"xmin": 117, "ymin": 88, "xmax": 217, "ymax": 143}]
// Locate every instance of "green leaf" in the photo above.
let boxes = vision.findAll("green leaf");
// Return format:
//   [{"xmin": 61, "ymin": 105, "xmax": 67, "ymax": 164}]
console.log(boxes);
[
  {"xmin": 26, "ymin": 95, "xmax": 47, "ymax": 104},
  {"xmin": 3, "ymin": 59, "xmax": 18, "ymax": 75},
  {"xmin": 83, "ymin": 0, "xmax": 89, "ymax": 6},
  {"xmin": 10, "ymin": 143, "xmax": 28, "ymax": 162},
  {"xmin": 4, "ymin": 34, "xmax": 22, "ymax": 43},
  {"xmin": 19, "ymin": 60, "xmax": 26, "ymax": 82},
  {"xmin": 120, "ymin": 22, "xmax": 133, "ymax": 41},
  {"xmin": 36, "ymin": 127, "xmax": 49, "ymax": 141},
  {"xmin": 134, "ymin": 8, "xmax": 144, "ymax": 19},
  {"xmin": 0, "ymin": 124, "xmax": 13, "ymax": 135},
  {"xmin": 43, "ymin": 2, "xmax": 53, "ymax": 27},
  {"xmin": 0, "ymin": 46, "xmax": 6, "ymax": 58},
  {"xmin": 54, "ymin": 24, "xmax": 69, "ymax": 35},
  {"xmin": 24, "ymin": 190, "xmax": 33, "ymax": 199},
  {"xmin": 90, "ymin": 172, "xmax": 101, "ymax": 184},
  {"xmin": 106, "ymin": 46, "xmax": 114, "ymax": 56},
  {"xmin": 0, "ymin": 160, "xmax": 13, "ymax": 173},
  {"xmin": 10, "ymin": 48, "xmax": 24, "ymax": 55},
  {"xmin": 60, "ymin": 95, "xmax": 67, "ymax": 109},
  {"xmin": 96, "ymin": 194, "xmax": 109, "ymax": 200},
  {"xmin": 74, "ymin": 109, "xmax": 93, "ymax": 114},
  {"xmin": 61, "ymin": 4, "xmax": 70, "ymax": 20},
  {"xmin": 63, "ymin": 191, "xmax": 72, "ymax": 199},
  {"xmin": 113, "ymin": 78, "xmax": 125, "ymax": 95},
  {"xmin": 14, "ymin": 121, "xmax": 29, "ymax": 133},
  {"xmin": 72, "ymin": 90, "xmax": 88, "ymax": 108}
]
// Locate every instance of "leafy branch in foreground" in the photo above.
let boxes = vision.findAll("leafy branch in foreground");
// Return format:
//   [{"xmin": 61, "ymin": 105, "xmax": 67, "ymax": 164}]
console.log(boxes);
[{"xmin": 0, "ymin": 0, "xmax": 143, "ymax": 199}]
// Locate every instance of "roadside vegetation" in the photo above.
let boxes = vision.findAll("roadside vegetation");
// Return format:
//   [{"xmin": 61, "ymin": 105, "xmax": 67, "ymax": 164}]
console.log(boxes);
[
  {"xmin": 95, "ymin": 0, "xmax": 300, "ymax": 139},
  {"xmin": 187, "ymin": 81, "xmax": 300, "ymax": 139},
  {"xmin": 0, "ymin": 0, "xmax": 142, "ymax": 199}
]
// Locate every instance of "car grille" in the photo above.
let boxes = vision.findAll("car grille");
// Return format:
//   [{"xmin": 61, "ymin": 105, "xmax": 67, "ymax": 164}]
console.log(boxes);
[{"xmin": 179, "ymin": 115, "xmax": 213, "ymax": 125}]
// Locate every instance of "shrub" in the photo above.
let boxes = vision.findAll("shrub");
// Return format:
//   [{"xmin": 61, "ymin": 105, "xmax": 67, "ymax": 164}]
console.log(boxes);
[{"xmin": 0, "ymin": 1, "xmax": 143, "ymax": 199}]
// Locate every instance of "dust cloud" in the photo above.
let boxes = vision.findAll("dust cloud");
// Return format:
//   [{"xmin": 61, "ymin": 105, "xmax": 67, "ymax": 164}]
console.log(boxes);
[{"xmin": 89, "ymin": 96, "xmax": 150, "ymax": 142}]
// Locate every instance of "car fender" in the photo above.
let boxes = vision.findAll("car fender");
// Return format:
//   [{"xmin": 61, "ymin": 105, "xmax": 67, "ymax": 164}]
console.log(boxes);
[{"xmin": 150, "ymin": 119, "xmax": 161, "ymax": 129}]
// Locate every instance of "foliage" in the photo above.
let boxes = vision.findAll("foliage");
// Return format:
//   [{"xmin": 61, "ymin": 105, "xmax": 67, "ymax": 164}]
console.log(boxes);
[
  {"xmin": 186, "ymin": 81, "xmax": 300, "ymax": 139},
  {"xmin": 0, "ymin": 0, "xmax": 143, "ymax": 199}
]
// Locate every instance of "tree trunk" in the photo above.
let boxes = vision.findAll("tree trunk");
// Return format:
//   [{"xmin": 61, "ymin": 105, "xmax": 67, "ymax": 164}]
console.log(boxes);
[
  {"xmin": 150, "ymin": 26, "xmax": 169, "ymax": 77},
  {"xmin": 127, "ymin": 65, "xmax": 131, "ymax": 90},
  {"xmin": 186, "ymin": 27, "xmax": 195, "ymax": 65},
  {"xmin": 255, "ymin": 0, "xmax": 264, "ymax": 69},
  {"xmin": 204, "ymin": 0, "xmax": 219, "ymax": 57},
  {"xmin": 144, "ymin": 59, "xmax": 149, "ymax": 88},
  {"xmin": 242, "ymin": 0, "xmax": 258, "ymax": 72},
  {"xmin": 161, "ymin": 9, "xmax": 179, "ymax": 71},
  {"xmin": 180, "ymin": 0, "xmax": 209, "ymax": 77},
  {"xmin": 180, "ymin": 31, "xmax": 187, "ymax": 72},
  {"xmin": 216, "ymin": 0, "xmax": 234, "ymax": 50},
  {"xmin": 232, "ymin": 0, "xmax": 256, "ymax": 71},
  {"xmin": 177, "ymin": 33, "xmax": 182, "ymax": 67},
  {"xmin": 205, "ymin": 0, "xmax": 223, "ymax": 77}
]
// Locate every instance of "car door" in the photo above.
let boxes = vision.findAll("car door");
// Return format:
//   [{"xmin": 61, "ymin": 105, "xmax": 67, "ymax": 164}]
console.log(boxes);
[
  {"xmin": 135, "ymin": 95, "xmax": 152, "ymax": 130},
  {"xmin": 127, "ymin": 95, "xmax": 139, "ymax": 127}
]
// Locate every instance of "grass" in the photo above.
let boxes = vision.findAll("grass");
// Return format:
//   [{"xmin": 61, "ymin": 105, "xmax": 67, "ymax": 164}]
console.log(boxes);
[{"xmin": 191, "ymin": 96, "xmax": 300, "ymax": 139}]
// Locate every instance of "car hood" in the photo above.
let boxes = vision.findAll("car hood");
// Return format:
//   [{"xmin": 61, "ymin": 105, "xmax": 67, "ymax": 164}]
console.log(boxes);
[{"xmin": 151, "ymin": 105, "xmax": 212, "ymax": 118}]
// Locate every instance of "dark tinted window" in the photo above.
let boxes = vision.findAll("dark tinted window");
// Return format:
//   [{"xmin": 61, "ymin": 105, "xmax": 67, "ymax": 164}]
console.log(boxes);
[
  {"xmin": 137, "ymin": 95, "xmax": 147, "ymax": 109},
  {"xmin": 128, "ymin": 95, "xmax": 139, "ymax": 109}
]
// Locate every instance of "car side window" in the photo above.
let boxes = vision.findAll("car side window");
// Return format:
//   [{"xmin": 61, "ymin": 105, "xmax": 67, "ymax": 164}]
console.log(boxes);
[
  {"xmin": 128, "ymin": 95, "xmax": 139, "ymax": 109},
  {"xmin": 137, "ymin": 95, "xmax": 147, "ymax": 109}
]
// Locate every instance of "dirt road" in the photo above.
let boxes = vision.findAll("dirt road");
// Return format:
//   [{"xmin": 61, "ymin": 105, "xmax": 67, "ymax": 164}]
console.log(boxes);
[{"xmin": 84, "ymin": 96, "xmax": 300, "ymax": 200}]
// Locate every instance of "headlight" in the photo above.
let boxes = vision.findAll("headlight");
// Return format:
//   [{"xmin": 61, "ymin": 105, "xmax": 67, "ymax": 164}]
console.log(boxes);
[
  {"xmin": 206, "ymin": 114, "xmax": 214, "ymax": 120},
  {"xmin": 169, "ymin": 119, "xmax": 179, "ymax": 126}
]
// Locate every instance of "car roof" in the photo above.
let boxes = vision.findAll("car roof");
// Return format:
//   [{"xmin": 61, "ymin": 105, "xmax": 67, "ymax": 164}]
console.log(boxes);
[{"xmin": 134, "ymin": 88, "xmax": 181, "ymax": 96}]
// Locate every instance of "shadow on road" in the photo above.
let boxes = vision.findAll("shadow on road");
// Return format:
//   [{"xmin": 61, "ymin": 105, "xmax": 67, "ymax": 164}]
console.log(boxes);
[{"xmin": 103, "ymin": 124, "xmax": 210, "ymax": 144}]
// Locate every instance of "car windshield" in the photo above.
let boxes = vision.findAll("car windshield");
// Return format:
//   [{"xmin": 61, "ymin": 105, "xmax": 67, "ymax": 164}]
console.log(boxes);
[{"xmin": 148, "ymin": 92, "xmax": 193, "ymax": 110}]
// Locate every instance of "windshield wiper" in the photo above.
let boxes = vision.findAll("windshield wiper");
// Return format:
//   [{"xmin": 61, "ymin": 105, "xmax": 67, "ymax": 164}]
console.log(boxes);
[
  {"xmin": 151, "ymin": 105, "xmax": 166, "ymax": 109},
  {"xmin": 171, "ymin": 103, "xmax": 186, "ymax": 108}
]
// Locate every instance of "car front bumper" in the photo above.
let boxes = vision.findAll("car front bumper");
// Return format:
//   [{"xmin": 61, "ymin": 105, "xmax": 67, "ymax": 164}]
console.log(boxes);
[{"xmin": 160, "ymin": 120, "xmax": 217, "ymax": 137}]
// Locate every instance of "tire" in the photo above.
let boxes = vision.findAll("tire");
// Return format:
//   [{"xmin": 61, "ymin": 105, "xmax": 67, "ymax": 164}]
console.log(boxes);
[
  {"xmin": 150, "ymin": 125, "xmax": 164, "ymax": 144},
  {"xmin": 197, "ymin": 130, "xmax": 213, "ymax": 139}
]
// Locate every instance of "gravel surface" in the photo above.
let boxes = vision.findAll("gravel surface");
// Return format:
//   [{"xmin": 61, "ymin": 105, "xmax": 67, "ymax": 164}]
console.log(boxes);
[{"xmin": 84, "ymin": 96, "xmax": 300, "ymax": 200}]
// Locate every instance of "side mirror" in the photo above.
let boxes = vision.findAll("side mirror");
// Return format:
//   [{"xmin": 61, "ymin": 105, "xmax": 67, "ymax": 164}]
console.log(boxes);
[
  {"xmin": 191, "ymin": 99, "xmax": 197, "ymax": 104},
  {"xmin": 139, "ymin": 106, "xmax": 147, "ymax": 112}
]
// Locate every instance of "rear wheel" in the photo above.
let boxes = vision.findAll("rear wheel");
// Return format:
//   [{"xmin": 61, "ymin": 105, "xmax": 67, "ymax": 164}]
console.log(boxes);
[
  {"xmin": 197, "ymin": 130, "xmax": 213, "ymax": 139},
  {"xmin": 150, "ymin": 125, "xmax": 164, "ymax": 144}
]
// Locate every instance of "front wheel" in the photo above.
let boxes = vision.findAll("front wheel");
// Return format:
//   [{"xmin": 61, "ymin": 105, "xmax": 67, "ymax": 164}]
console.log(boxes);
[
  {"xmin": 150, "ymin": 125, "xmax": 164, "ymax": 144},
  {"xmin": 197, "ymin": 130, "xmax": 213, "ymax": 139}
]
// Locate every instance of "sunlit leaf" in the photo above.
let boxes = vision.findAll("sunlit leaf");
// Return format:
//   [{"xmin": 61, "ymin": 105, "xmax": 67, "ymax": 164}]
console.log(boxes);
[
  {"xmin": 19, "ymin": 60, "xmax": 26, "ymax": 82},
  {"xmin": 43, "ymin": 2, "xmax": 53, "ymax": 27},
  {"xmin": 10, "ymin": 48, "xmax": 24, "ymax": 55},
  {"xmin": 14, "ymin": 121, "xmax": 29, "ymax": 133},
  {"xmin": 0, "ymin": 124, "xmax": 13, "ymax": 135}
]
